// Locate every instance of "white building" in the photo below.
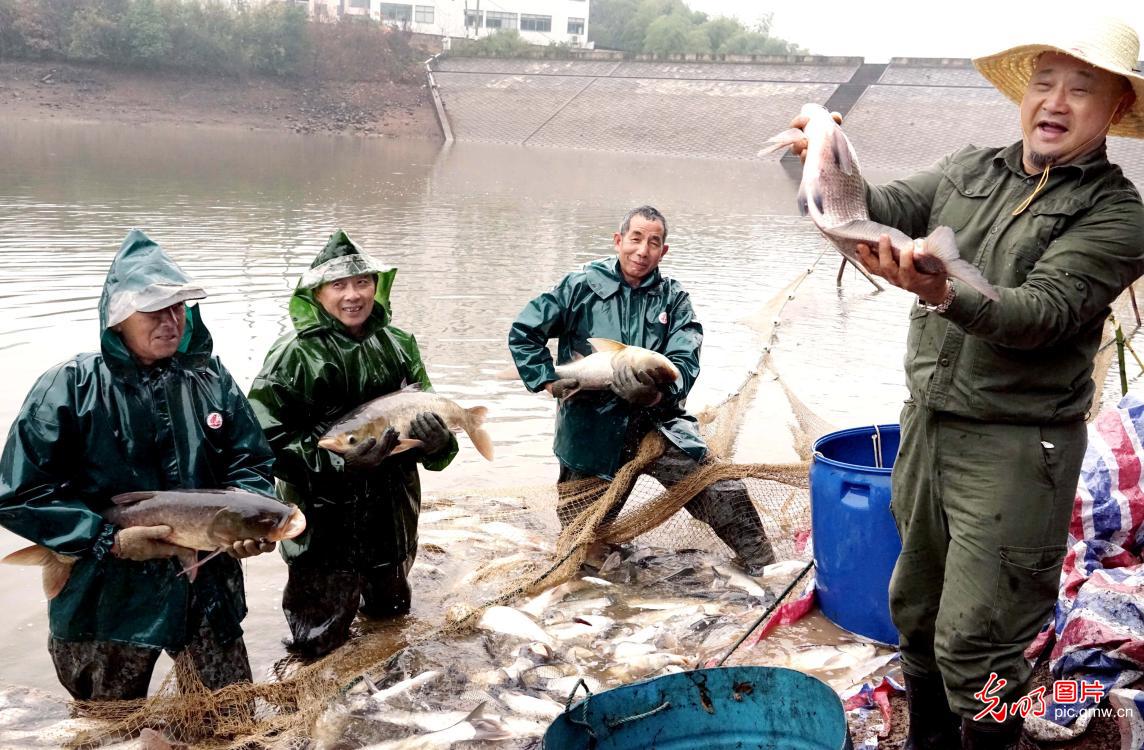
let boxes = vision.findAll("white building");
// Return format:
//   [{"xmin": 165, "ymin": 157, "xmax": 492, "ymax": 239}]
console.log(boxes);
[{"xmin": 291, "ymin": 0, "xmax": 590, "ymax": 47}]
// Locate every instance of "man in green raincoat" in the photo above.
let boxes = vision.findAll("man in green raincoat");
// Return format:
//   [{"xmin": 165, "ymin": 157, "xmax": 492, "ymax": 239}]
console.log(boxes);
[
  {"xmin": 0, "ymin": 230, "xmax": 278, "ymax": 700},
  {"xmin": 248, "ymin": 230, "xmax": 457, "ymax": 658},
  {"xmin": 508, "ymin": 206, "xmax": 774, "ymax": 575}
]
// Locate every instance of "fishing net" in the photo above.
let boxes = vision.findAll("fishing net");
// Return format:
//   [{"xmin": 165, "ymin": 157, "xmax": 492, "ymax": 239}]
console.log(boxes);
[{"xmin": 39, "ymin": 268, "xmax": 1144, "ymax": 750}]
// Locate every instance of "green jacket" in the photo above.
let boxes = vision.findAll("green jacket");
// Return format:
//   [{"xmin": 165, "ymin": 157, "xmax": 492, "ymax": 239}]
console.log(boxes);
[
  {"xmin": 246, "ymin": 233, "xmax": 457, "ymax": 571},
  {"xmin": 508, "ymin": 257, "xmax": 705, "ymax": 479},
  {"xmin": 0, "ymin": 230, "xmax": 276, "ymax": 650},
  {"xmin": 868, "ymin": 142, "xmax": 1144, "ymax": 423}
]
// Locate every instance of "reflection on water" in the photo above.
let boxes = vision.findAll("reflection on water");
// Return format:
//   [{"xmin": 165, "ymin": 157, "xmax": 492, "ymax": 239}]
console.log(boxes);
[{"xmin": 0, "ymin": 120, "xmax": 1121, "ymax": 702}]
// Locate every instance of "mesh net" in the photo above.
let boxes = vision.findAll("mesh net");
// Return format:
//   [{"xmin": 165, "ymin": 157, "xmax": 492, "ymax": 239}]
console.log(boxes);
[{"xmin": 34, "ymin": 270, "xmax": 1144, "ymax": 750}]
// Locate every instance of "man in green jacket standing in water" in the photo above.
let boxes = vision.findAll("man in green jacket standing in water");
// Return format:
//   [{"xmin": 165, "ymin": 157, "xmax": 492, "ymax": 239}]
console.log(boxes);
[
  {"xmin": 0, "ymin": 229, "xmax": 277, "ymax": 700},
  {"xmin": 248, "ymin": 230, "xmax": 457, "ymax": 658},
  {"xmin": 508, "ymin": 205, "xmax": 775, "ymax": 575}
]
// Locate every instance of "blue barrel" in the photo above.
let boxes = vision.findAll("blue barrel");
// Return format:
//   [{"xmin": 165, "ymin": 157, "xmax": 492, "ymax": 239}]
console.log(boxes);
[
  {"xmin": 810, "ymin": 424, "xmax": 902, "ymax": 645},
  {"xmin": 543, "ymin": 667, "xmax": 852, "ymax": 749}
]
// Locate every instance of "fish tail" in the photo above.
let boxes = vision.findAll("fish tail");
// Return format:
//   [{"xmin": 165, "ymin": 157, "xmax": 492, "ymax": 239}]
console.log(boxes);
[
  {"xmin": 465, "ymin": 702, "xmax": 512, "ymax": 741},
  {"xmin": 923, "ymin": 226, "xmax": 1001, "ymax": 302},
  {"xmin": 2, "ymin": 544, "xmax": 77, "ymax": 600},
  {"xmin": 757, "ymin": 128, "xmax": 805, "ymax": 158},
  {"xmin": 461, "ymin": 405, "xmax": 494, "ymax": 460}
]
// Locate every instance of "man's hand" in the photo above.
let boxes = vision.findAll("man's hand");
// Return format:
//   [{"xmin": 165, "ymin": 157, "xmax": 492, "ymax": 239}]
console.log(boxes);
[
  {"xmin": 112, "ymin": 525, "xmax": 184, "ymax": 561},
  {"xmin": 227, "ymin": 539, "xmax": 276, "ymax": 559},
  {"xmin": 855, "ymin": 235, "xmax": 949, "ymax": 303},
  {"xmin": 343, "ymin": 427, "xmax": 399, "ymax": 471},
  {"xmin": 610, "ymin": 365, "xmax": 662, "ymax": 407},
  {"xmin": 788, "ymin": 110, "xmax": 843, "ymax": 164},
  {"xmin": 408, "ymin": 412, "xmax": 452, "ymax": 457},
  {"xmin": 545, "ymin": 378, "xmax": 580, "ymax": 399}
]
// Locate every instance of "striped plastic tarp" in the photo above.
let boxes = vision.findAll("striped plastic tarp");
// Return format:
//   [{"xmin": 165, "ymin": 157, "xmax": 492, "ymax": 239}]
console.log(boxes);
[{"xmin": 1026, "ymin": 395, "xmax": 1144, "ymax": 742}]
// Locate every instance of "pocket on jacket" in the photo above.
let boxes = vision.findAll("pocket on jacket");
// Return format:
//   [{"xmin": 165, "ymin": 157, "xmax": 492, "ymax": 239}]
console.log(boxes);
[{"xmin": 989, "ymin": 544, "xmax": 1065, "ymax": 645}]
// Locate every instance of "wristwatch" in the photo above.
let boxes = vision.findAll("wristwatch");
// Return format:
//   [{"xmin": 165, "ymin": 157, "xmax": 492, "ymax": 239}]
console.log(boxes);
[{"xmin": 917, "ymin": 280, "xmax": 956, "ymax": 314}]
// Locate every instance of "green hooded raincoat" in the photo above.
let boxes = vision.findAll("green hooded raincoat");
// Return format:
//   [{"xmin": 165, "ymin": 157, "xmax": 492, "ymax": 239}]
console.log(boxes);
[
  {"xmin": 0, "ymin": 230, "xmax": 276, "ymax": 651},
  {"xmin": 247, "ymin": 232, "xmax": 457, "ymax": 572},
  {"xmin": 508, "ymin": 257, "xmax": 705, "ymax": 479}
]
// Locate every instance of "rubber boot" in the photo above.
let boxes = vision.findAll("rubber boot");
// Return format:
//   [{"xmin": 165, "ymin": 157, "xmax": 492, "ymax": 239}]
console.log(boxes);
[
  {"xmin": 903, "ymin": 672, "xmax": 960, "ymax": 750},
  {"xmin": 711, "ymin": 520, "xmax": 775, "ymax": 576},
  {"xmin": 961, "ymin": 717, "xmax": 1024, "ymax": 750}
]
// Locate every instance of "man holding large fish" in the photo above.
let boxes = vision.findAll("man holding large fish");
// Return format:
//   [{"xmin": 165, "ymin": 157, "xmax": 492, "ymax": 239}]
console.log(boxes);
[
  {"xmin": 508, "ymin": 205, "xmax": 775, "ymax": 575},
  {"xmin": 248, "ymin": 230, "xmax": 470, "ymax": 658},
  {"xmin": 778, "ymin": 19, "xmax": 1144, "ymax": 748},
  {"xmin": 0, "ymin": 230, "xmax": 287, "ymax": 700}
]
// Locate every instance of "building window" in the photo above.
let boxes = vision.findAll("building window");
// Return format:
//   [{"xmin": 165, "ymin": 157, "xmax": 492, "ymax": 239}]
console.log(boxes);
[
  {"xmin": 414, "ymin": 4, "xmax": 433, "ymax": 23},
  {"xmin": 519, "ymin": 14, "xmax": 551, "ymax": 32},
  {"xmin": 379, "ymin": 3, "xmax": 412, "ymax": 22},
  {"xmin": 484, "ymin": 10, "xmax": 517, "ymax": 29},
  {"xmin": 465, "ymin": 9, "xmax": 481, "ymax": 29},
  {"xmin": 567, "ymin": 17, "xmax": 584, "ymax": 34}
]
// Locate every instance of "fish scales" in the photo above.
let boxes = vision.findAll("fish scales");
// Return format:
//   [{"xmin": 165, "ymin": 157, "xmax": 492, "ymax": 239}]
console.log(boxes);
[
  {"xmin": 320, "ymin": 388, "xmax": 494, "ymax": 461},
  {"xmin": 761, "ymin": 103, "xmax": 1000, "ymax": 300}
]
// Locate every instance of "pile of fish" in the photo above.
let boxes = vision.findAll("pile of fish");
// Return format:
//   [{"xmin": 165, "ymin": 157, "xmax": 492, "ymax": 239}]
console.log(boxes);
[{"xmin": 313, "ymin": 534, "xmax": 897, "ymax": 749}]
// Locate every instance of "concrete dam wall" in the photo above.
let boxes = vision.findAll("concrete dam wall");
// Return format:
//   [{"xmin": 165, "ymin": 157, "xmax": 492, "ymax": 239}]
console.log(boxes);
[{"xmin": 431, "ymin": 56, "xmax": 1144, "ymax": 185}]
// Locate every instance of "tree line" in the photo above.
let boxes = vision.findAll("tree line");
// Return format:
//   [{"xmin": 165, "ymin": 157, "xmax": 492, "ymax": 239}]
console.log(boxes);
[
  {"xmin": 589, "ymin": 0, "xmax": 804, "ymax": 56},
  {"xmin": 0, "ymin": 0, "xmax": 421, "ymax": 80}
]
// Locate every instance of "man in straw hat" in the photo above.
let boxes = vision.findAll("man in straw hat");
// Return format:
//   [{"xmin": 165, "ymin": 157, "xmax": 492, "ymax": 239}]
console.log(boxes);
[
  {"xmin": 0, "ymin": 229, "xmax": 278, "ymax": 699},
  {"xmin": 786, "ymin": 16, "xmax": 1144, "ymax": 750}
]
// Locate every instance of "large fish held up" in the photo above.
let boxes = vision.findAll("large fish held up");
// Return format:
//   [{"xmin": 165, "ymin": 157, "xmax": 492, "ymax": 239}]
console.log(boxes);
[
  {"xmin": 2, "ymin": 488, "xmax": 307, "ymax": 599},
  {"xmin": 551, "ymin": 338, "xmax": 680, "ymax": 399},
  {"xmin": 760, "ymin": 103, "xmax": 1000, "ymax": 301},
  {"xmin": 318, "ymin": 386, "xmax": 494, "ymax": 461}
]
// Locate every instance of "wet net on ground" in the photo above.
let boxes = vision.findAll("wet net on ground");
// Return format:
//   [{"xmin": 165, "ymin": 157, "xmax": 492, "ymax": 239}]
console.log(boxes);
[{"xmin": 48, "ymin": 265, "xmax": 1143, "ymax": 750}]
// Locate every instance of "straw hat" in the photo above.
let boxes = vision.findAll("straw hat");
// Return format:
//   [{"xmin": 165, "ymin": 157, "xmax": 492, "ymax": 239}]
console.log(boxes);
[{"xmin": 973, "ymin": 17, "xmax": 1144, "ymax": 139}]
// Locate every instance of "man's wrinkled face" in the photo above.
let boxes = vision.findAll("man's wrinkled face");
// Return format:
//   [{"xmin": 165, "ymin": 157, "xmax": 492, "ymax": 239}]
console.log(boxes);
[
  {"xmin": 117, "ymin": 303, "xmax": 185, "ymax": 366},
  {"xmin": 1020, "ymin": 52, "xmax": 1133, "ymax": 172},
  {"xmin": 614, "ymin": 216, "xmax": 669, "ymax": 287},
  {"xmin": 315, "ymin": 273, "xmax": 376, "ymax": 335}
]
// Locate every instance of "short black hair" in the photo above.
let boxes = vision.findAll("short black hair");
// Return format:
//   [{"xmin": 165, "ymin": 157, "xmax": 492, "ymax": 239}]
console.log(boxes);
[{"xmin": 619, "ymin": 205, "xmax": 668, "ymax": 241}]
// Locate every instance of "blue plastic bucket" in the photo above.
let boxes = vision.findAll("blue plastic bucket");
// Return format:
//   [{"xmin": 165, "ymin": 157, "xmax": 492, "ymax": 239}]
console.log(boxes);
[
  {"xmin": 810, "ymin": 424, "xmax": 902, "ymax": 645},
  {"xmin": 543, "ymin": 666, "xmax": 852, "ymax": 749}
]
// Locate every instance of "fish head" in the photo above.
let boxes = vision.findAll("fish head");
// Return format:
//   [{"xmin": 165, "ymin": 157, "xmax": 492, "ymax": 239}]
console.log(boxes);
[
  {"xmin": 207, "ymin": 501, "xmax": 301, "ymax": 545},
  {"xmin": 273, "ymin": 506, "xmax": 308, "ymax": 541},
  {"xmin": 618, "ymin": 348, "xmax": 680, "ymax": 386},
  {"xmin": 317, "ymin": 422, "xmax": 384, "ymax": 454},
  {"xmin": 800, "ymin": 103, "xmax": 858, "ymax": 176}
]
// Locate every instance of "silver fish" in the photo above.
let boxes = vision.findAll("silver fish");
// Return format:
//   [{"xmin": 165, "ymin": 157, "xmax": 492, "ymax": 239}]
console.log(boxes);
[
  {"xmin": 761, "ymin": 103, "xmax": 1000, "ymax": 301},
  {"xmin": 477, "ymin": 606, "xmax": 554, "ymax": 647},
  {"xmin": 369, "ymin": 670, "xmax": 441, "ymax": 705},
  {"xmin": 318, "ymin": 387, "xmax": 493, "ymax": 461},
  {"xmin": 553, "ymin": 338, "xmax": 680, "ymax": 399},
  {"xmin": 2, "ymin": 489, "xmax": 306, "ymax": 599},
  {"xmin": 360, "ymin": 702, "xmax": 511, "ymax": 749}
]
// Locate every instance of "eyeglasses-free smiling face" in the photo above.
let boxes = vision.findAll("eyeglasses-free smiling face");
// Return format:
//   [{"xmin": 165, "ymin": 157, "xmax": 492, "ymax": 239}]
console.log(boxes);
[
  {"xmin": 614, "ymin": 215, "xmax": 669, "ymax": 287},
  {"xmin": 315, "ymin": 273, "xmax": 377, "ymax": 336},
  {"xmin": 1020, "ymin": 51, "xmax": 1134, "ymax": 172}
]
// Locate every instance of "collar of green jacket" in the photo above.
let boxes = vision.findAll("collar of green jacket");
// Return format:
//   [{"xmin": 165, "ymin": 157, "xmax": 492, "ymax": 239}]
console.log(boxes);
[
  {"xmin": 97, "ymin": 229, "xmax": 212, "ymax": 374},
  {"xmin": 289, "ymin": 230, "xmax": 397, "ymax": 338},
  {"xmin": 995, "ymin": 140, "xmax": 1111, "ymax": 180},
  {"xmin": 583, "ymin": 257, "xmax": 664, "ymax": 299}
]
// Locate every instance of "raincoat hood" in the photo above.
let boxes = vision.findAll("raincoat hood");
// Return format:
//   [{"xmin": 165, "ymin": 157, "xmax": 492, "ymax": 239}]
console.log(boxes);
[
  {"xmin": 97, "ymin": 229, "xmax": 212, "ymax": 368},
  {"xmin": 289, "ymin": 230, "xmax": 397, "ymax": 336}
]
